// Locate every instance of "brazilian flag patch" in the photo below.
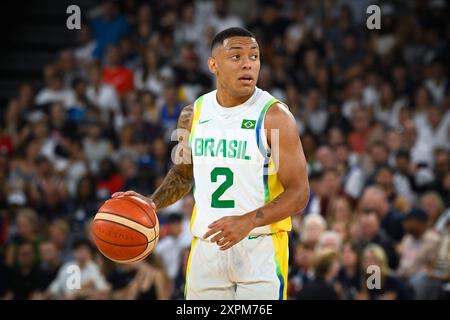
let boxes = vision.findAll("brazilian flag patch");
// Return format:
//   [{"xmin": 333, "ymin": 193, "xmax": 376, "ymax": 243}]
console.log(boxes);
[{"xmin": 241, "ymin": 119, "xmax": 256, "ymax": 129}]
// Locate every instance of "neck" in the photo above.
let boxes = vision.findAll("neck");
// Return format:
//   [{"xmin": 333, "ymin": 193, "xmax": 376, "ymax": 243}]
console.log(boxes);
[
  {"xmin": 345, "ymin": 265, "xmax": 355, "ymax": 274},
  {"xmin": 216, "ymin": 87, "xmax": 254, "ymax": 108}
]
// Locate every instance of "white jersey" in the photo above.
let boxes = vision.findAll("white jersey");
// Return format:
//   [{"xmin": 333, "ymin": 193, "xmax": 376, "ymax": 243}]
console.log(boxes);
[{"xmin": 189, "ymin": 87, "xmax": 291, "ymax": 238}]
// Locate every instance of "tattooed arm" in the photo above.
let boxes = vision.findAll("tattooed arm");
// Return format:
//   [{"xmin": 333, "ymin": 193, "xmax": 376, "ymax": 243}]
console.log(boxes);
[
  {"xmin": 112, "ymin": 104, "xmax": 194, "ymax": 211},
  {"xmin": 203, "ymin": 102, "xmax": 309, "ymax": 250}
]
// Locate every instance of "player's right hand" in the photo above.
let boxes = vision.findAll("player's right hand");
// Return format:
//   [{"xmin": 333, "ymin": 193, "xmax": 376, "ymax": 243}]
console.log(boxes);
[{"xmin": 111, "ymin": 191, "xmax": 157, "ymax": 211}]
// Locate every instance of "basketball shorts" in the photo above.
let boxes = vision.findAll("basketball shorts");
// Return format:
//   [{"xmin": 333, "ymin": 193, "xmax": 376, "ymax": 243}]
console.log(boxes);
[{"xmin": 185, "ymin": 231, "xmax": 289, "ymax": 300}]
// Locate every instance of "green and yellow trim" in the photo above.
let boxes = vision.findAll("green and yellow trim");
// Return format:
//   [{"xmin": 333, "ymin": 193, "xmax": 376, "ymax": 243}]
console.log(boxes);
[
  {"xmin": 189, "ymin": 95, "xmax": 204, "ymax": 147},
  {"xmin": 271, "ymin": 232, "xmax": 289, "ymax": 300},
  {"xmin": 184, "ymin": 236, "xmax": 198, "ymax": 298},
  {"xmin": 189, "ymin": 203, "xmax": 197, "ymax": 232}
]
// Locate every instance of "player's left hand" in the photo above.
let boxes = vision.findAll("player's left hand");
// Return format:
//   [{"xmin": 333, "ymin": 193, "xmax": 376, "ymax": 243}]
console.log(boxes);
[{"xmin": 203, "ymin": 215, "xmax": 254, "ymax": 250}]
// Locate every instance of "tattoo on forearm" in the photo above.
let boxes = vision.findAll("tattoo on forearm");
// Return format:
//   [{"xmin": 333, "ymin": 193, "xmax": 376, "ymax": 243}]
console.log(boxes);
[
  {"xmin": 150, "ymin": 104, "xmax": 195, "ymax": 210},
  {"xmin": 150, "ymin": 164, "xmax": 193, "ymax": 210},
  {"xmin": 256, "ymin": 209, "xmax": 264, "ymax": 219}
]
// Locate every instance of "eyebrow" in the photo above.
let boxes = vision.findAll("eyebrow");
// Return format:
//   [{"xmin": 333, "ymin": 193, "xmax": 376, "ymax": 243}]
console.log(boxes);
[{"xmin": 227, "ymin": 45, "xmax": 259, "ymax": 50}]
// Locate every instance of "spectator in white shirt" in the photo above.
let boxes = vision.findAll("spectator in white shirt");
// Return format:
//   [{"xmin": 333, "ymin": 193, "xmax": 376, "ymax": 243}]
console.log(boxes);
[
  {"xmin": 48, "ymin": 239, "xmax": 110, "ymax": 299},
  {"xmin": 416, "ymin": 107, "xmax": 450, "ymax": 151},
  {"xmin": 73, "ymin": 24, "xmax": 97, "ymax": 67},
  {"xmin": 206, "ymin": 0, "xmax": 244, "ymax": 34},
  {"xmin": 155, "ymin": 213, "xmax": 191, "ymax": 281},
  {"xmin": 86, "ymin": 64, "xmax": 122, "ymax": 128},
  {"xmin": 301, "ymin": 87, "xmax": 328, "ymax": 136},
  {"xmin": 423, "ymin": 61, "xmax": 448, "ymax": 105},
  {"xmin": 35, "ymin": 73, "xmax": 74, "ymax": 108}
]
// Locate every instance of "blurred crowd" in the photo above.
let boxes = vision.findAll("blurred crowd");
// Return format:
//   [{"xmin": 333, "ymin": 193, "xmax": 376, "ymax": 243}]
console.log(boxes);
[{"xmin": 0, "ymin": 0, "xmax": 449, "ymax": 300}]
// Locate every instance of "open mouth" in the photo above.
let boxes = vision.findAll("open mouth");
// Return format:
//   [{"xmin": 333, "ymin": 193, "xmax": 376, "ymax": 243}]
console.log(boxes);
[{"xmin": 238, "ymin": 76, "xmax": 253, "ymax": 85}]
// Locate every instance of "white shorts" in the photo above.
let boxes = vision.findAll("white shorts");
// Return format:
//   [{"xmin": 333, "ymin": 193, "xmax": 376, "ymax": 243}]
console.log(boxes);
[{"xmin": 185, "ymin": 231, "xmax": 289, "ymax": 300}]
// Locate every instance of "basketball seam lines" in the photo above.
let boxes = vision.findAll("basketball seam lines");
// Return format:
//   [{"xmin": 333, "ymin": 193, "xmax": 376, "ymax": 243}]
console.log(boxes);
[
  {"xmin": 115, "ymin": 197, "xmax": 156, "ymax": 226},
  {"xmin": 95, "ymin": 209, "xmax": 156, "ymax": 229},
  {"xmin": 93, "ymin": 231, "xmax": 159, "ymax": 247},
  {"xmin": 94, "ymin": 217, "xmax": 158, "ymax": 242}
]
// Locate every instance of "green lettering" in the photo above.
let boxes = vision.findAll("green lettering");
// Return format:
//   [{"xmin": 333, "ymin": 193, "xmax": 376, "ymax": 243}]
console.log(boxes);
[
  {"xmin": 227, "ymin": 140, "xmax": 237, "ymax": 158},
  {"xmin": 237, "ymin": 140, "xmax": 243, "ymax": 159},
  {"xmin": 204, "ymin": 138, "xmax": 215, "ymax": 157},
  {"xmin": 215, "ymin": 139, "xmax": 226, "ymax": 158},
  {"xmin": 243, "ymin": 141, "xmax": 251, "ymax": 160},
  {"xmin": 194, "ymin": 138, "xmax": 203, "ymax": 156}
]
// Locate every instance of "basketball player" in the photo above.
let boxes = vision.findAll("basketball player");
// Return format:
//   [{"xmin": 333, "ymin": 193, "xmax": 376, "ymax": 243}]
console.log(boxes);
[{"xmin": 113, "ymin": 27, "xmax": 309, "ymax": 299}]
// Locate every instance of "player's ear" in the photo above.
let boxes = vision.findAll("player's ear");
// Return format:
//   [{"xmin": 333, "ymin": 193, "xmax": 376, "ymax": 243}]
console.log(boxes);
[{"xmin": 208, "ymin": 57, "xmax": 218, "ymax": 76}]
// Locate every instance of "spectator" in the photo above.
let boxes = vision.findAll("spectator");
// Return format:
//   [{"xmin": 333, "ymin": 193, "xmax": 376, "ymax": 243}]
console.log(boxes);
[
  {"xmin": 28, "ymin": 156, "xmax": 69, "ymax": 221},
  {"xmin": 124, "ymin": 97, "xmax": 162, "ymax": 146},
  {"xmin": 207, "ymin": 0, "xmax": 244, "ymax": 34},
  {"xmin": 337, "ymin": 241, "xmax": 361, "ymax": 300},
  {"xmin": 96, "ymin": 158, "xmax": 125, "ymax": 196},
  {"xmin": 420, "ymin": 191, "xmax": 446, "ymax": 230},
  {"xmin": 35, "ymin": 72, "xmax": 74, "ymax": 108},
  {"xmin": 359, "ymin": 244, "xmax": 412, "ymax": 300},
  {"xmin": 57, "ymin": 50, "xmax": 82, "ymax": 89},
  {"xmin": 398, "ymin": 208, "xmax": 441, "ymax": 280},
  {"xmin": 158, "ymin": 84, "xmax": 184, "ymax": 139},
  {"xmin": 171, "ymin": 246, "xmax": 191, "ymax": 300},
  {"xmin": 4, "ymin": 241, "xmax": 45, "ymax": 300},
  {"xmin": 48, "ymin": 238, "xmax": 110, "ymax": 299},
  {"xmin": 288, "ymin": 241, "xmax": 315, "ymax": 299},
  {"xmin": 90, "ymin": 0, "xmax": 130, "ymax": 60},
  {"xmin": 348, "ymin": 108, "xmax": 373, "ymax": 154},
  {"xmin": 318, "ymin": 168, "xmax": 344, "ymax": 218},
  {"xmin": 155, "ymin": 213, "xmax": 191, "ymax": 281},
  {"xmin": 73, "ymin": 24, "xmax": 97, "ymax": 67},
  {"xmin": 69, "ymin": 175, "xmax": 100, "ymax": 236},
  {"xmin": 48, "ymin": 219, "xmax": 73, "ymax": 264},
  {"xmin": 31, "ymin": 240, "xmax": 62, "ymax": 299},
  {"xmin": 317, "ymin": 230, "xmax": 343, "ymax": 252},
  {"xmin": 82, "ymin": 120, "xmax": 113, "ymax": 174},
  {"xmin": 359, "ymin": 186, "xmax": 405, "ymax": 243},
  {"xmin": 300, "ymin": 214, "xmax": 326, "ymax": 247},
  {"xmin": 107, "ymin": 255, "xmax": 170, "ymax": 300},
  {"xmin": 300, "ymin": 87, "xmax": 328, "ymax": 136},
  {"xmin": 134, "ymin": 48, "xmax": 172, "ymax": 96},
  {"xmin": 86, "ymin": 64, "xmax": 121, "ymax": 128},
  {"xmin": 174, "ymin": 1, "xmax": 204, "ymax": 47},
  {"xmin": 373, "ymin": 80, "xmax": 406, "ymax": 129},
  {"xmin": 354, "ymin": 208, "xmax": 399, "ymax": 270},
  {"xmin": 333, "ymin": 143, "xmax": 365, "ymax": 200},
  {"xmin": 5, "ymin": 209, "xmax": 41, "ymax": 268},
  {"xmin": 297, "ymin": 248, "xmax": 340, "ymax": 300},
  {"xmin": 418, "ymin": 106, "xmax": 450, "ymax": 151},
  {"xmin": 102, "ymin": 45, "xmax": 134, "ymax": 97},
  {"xmin": 173, "ymin": 43, "xmax": 212, "ymax": 102}
]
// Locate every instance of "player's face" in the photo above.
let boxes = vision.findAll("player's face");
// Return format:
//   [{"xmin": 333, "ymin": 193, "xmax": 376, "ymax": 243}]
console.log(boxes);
[{"xmin": 209, "ymin": 36, "xmax": 260, "ymax": 98}]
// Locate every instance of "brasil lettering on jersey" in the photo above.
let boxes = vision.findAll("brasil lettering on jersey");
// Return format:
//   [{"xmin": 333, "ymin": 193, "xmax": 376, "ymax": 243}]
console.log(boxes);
[{"xmin": 193, "ymin": 138, "xmax": 251, "ymax": 160}]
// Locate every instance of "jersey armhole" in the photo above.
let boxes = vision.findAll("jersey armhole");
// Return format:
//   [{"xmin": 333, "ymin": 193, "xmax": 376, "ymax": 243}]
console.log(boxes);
[{"xmin": 257, "ymin": 98, "xmax": 279, "ymax": 159}]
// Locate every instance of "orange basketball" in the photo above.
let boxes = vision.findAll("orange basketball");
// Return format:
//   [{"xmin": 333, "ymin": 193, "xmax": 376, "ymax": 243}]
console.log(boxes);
[{"xmin": 93, "ymin": 195, "xmax": 159, "ymax": 264}]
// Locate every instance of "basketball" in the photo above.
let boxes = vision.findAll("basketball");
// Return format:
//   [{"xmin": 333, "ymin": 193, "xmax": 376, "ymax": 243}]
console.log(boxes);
[{"xmin": 92, "ymin": 195, "xmax": 159, "ymax": 264}]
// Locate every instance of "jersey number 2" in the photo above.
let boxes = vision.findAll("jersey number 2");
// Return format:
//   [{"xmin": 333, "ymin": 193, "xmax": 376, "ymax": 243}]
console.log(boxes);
[{"xmin": 210, "ymin": 167, "xmax": 235, "ymax": 208}]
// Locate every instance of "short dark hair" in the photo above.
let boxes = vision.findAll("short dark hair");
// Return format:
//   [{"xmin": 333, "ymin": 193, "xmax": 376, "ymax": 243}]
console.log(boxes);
[
  {"xmin": 72, "ymin": 237, "xmax": 95, "ymax": 254},
  {"xmin": 396, "ymin": 149, "xmax": 411, "ymax": 161},
  {"xmin": 166, "ymin": 212, "xmax": 183, "ymax": 224},
  {"xmin": 211, "ymin": 27, "xmax": 256, "ymax": 51}
]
